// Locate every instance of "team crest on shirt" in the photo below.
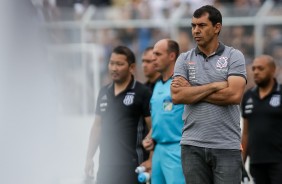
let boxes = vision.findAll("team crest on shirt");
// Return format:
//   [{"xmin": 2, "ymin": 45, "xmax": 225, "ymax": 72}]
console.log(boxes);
[
  {"xmin": 269, "ymin": 95, "xmax": 281, "ymax": 107},
  {"xmin": 123, "ymin": 93, "xmax": 135, "ymax": 106},
  {"xmin": 216, "ymin": 57, "xmax": 228, "ymax": 69},
  {"xmin": 163, "ymin": 96, "xmax": 173, "ymax": 111}
]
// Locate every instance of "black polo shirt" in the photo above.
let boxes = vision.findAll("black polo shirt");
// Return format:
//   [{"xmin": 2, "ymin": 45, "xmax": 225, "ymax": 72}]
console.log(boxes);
[
  {"xmin": 241, "ymin": 80, "xmax": 282, "ymax": 164},
  {"xmin": 144, "ymin": 76, "xmax": 162, "ymax": 92},
  {"xmin": 96, "ymin": 76, "xmax": 151, "ymax": 166}
]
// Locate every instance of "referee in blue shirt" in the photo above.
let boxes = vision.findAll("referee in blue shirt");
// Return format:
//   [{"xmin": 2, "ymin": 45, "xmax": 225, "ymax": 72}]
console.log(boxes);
[{"xmin": 143, "ymin": 39, "xmax": 185, "ymax": 184}]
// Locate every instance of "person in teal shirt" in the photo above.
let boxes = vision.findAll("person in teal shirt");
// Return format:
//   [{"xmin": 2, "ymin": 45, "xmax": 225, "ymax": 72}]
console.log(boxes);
[{"xmin": 143, "ymin": 39, "xmax": 185, "ymax": 184}]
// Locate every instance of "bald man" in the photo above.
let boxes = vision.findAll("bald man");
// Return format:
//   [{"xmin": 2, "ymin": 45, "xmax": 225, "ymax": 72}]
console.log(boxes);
[
  {"xmin": 142, "ymin": 39, "xmax": 185, "ymax": 184},
  {"xmin": 241, "ymin": 55, "xmax": 282, "ymax": 184}
]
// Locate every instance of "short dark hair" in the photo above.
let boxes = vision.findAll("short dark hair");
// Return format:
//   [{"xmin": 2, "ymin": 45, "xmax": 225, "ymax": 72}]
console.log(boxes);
[
  {"xmin": 144, "ymin": 46, "xmax": 153, "ymax": 53},
  {"xmin": 112, "ymin": 45, "xmax": 136, "ymax": 65},
  {"xmin": 167, "ymin": 39, "xmax": 180, "ymax": 60},
  {"xmin": 193, "ymin": 5, "xmax": 222, "ymax": 26}
]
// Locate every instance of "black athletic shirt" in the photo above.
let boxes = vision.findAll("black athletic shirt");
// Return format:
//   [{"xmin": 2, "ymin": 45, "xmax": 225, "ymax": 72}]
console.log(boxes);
[
  {"xmin": 96, "ymin": 76, "xmax": 151, "ymax": 166},
  {"xmin": 241, "ymin": 80, "xmax": 282, "ymax": 164},
  {"xmin": 144, "ymin": 76, "xmax": 161, "ymax": 92}
]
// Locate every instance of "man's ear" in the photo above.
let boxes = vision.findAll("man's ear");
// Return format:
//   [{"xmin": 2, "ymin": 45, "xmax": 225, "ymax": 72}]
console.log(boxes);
[
  {"xmin": 215, "ymin": 23, "xmax": 222, "ymax": 35},
  {"xmin": 169, "ymin": 52, "xmax": 176, "ymax": 61},
  {"xmin": 130, "ymin": 63, "xmax": 136, "ymax": 74}
]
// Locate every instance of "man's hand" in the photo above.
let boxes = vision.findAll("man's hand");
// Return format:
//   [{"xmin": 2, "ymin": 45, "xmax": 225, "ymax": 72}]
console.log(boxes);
[
  {"xmin": 171, "ymin": 76, "xmax": 190, "ymax": 88},
  {"xmin": 242, "ymin": 164, "xmax": 250, "ymax": 182},
  {"xmin": 140, "ymin": 159, "xmax": 152, "ymax": 174},
  {"xmin": 142, "ymin": 136, "xmax": 155, "ymax": 151},
  {"xmin": 211, "ymin": 81, "xmax": 228, "ymax": 91}
]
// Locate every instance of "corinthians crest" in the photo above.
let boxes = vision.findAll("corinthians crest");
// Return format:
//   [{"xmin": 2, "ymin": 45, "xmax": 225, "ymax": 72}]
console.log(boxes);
[
  {"xmin": 269, "ymin": 95, "xmax": 281, "ymax": 107},
  {"xmin": 123, "ymin": 93, "xmax": 135, "ymax": 105},
  {"xmin": 216, "ymin": 56, "xmax": 228, "ymax": 69}
]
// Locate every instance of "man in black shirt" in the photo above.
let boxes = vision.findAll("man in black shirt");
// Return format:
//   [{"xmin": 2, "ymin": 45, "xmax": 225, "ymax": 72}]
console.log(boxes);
[
  {"xmin": 241, "ymin": 55, "xmax": 282, "ymax": 184},
  {"xmin": 85, "ymin": 46, "xmax": 152, "ymax": 184}
]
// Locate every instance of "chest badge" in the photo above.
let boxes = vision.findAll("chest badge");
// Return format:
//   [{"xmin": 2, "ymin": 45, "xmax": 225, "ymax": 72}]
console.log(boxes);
[
  {"xmin": 163, "ymin": 96, "xmax": 173, "ymax": 111},
  {"xmin": 269, "ymin": 95, "xmax": 281, "ymax": 107},
  {"xmin": 216, "ymin": 57, "xmax": 228, "ymax": 69},
  {"xmin": 123, "ymin": 94, "xmax": 134, "ymax": 106}
]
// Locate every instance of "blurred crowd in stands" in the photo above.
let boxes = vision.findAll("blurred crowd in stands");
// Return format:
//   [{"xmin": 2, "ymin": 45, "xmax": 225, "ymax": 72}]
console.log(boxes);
[{"xmin": 30, "ymin": 0, "xmax": 282, "ymax": 113}]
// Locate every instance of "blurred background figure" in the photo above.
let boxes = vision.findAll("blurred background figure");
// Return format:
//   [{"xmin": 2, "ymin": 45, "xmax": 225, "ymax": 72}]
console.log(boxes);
[
  {"xmin": 241, "ymin": 55, "xmax": 282, "ymax": 184},
  {"xmin": 141, "ymin": 46, "xmax": 161, "ymax": 91}
]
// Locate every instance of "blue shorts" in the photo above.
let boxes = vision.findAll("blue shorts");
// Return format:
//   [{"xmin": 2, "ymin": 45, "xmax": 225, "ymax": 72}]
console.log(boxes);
[{"xmin": 152, "ymin": 143, "xmax": 185, "ymax": 184}]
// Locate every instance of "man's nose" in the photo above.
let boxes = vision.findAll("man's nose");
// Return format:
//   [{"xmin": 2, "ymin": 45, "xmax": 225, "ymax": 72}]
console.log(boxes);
[
  {"xmin": 193, "ymin": 26, "xmax": 200, "ymax": 34},
  {"xmin": 253, "ymin": 69, "xmax": 259, "ymax": 75},
  {"xmin": 111, "ymin": 64, "xmax": 118, "ymax": 71}
]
